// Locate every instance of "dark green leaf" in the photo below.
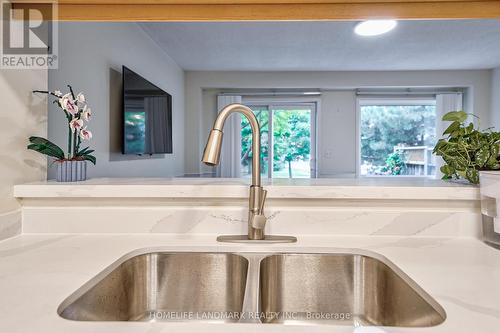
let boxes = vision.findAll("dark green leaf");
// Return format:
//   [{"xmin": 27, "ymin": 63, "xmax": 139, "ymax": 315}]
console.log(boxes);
[
  {"xmin": 82, "ymin": 154, "xmax": 96, "ymax": 165},
  {"xmin": 27, "ymin": 137, "xmax": 65, "ymax": 160},
  {"xmin": 27, "ymin": 145, "xmax": 64, "ymax": 160},
  {"xmin": 76, "ymin": 147, "xmax": 95, "ymax": 156}
]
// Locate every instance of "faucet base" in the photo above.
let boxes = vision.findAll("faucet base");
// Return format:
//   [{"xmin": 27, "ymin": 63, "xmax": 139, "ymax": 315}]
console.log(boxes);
[{"xmin": 216, "ymin": 235, "xmax": 297, "ymax": 244}]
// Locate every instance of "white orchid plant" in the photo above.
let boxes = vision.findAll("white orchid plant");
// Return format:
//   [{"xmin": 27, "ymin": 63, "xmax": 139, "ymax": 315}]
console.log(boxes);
[{"xmin": 29, "ymin": 85, "xmax": 96, "ymax": 165}]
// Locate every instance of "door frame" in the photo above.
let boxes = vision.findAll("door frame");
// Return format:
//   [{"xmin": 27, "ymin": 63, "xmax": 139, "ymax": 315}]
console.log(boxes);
[{"xmin": 243, "ymin": 97, "xmax": 319, "ymax": 178}]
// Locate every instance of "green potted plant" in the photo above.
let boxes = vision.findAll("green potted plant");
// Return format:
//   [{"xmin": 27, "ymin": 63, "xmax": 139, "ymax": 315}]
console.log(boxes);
[
  {"xmin": 433, "ymin": 111, "xmax": 500, "ymax": 184},
  {"xmin": 29, "ymin": 85, "xmax": 96, "ymax": 182}
]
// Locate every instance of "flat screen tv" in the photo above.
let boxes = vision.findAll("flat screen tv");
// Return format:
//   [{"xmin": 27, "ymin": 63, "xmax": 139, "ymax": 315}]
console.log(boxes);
[{"xmin": 122, "ymin": 66, "xmax": 173, "ymax": 155}]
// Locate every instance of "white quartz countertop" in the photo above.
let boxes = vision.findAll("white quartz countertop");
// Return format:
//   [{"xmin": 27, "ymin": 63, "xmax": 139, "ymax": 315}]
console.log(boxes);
[
  {"xmin": 0, "ymin": 234, "xmax": 499, "ymax": 333},
  {"xmin": 13, "ymin": 177, "xmax": 479, "ymax": 200}
]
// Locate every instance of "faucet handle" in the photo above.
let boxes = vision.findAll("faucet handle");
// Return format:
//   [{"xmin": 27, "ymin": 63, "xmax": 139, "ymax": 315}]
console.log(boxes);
[
  {"xmin": 251, "ymin": 189, "xmax": 268, "ymax": 229},
  {"xmin": 251, "ymin": 214, "xmax": 267, "ymax": 229},
  {"xmin": 259, "ymin": 189, "xmax": 267, "ymax": 215}
]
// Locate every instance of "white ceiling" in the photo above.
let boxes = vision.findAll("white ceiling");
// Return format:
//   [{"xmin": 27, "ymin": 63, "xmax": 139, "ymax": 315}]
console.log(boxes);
[{"xmin": 140, "ymin": 20, "xmax": 500, "ymax": 71}]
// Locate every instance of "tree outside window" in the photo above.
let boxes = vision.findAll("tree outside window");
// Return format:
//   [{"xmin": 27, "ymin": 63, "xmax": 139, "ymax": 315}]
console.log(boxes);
[
  {"xmin": 360, "ymin": 102, "xmax": 436, "ymax": 176},
  {"xmin": 240, "ymin": 106, "xmax": 313, "ymax": 179}
]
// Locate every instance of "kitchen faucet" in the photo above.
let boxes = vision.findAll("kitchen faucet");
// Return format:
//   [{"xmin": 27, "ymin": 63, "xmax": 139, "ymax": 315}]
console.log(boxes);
[{"xmin": 202, "ymin": 103, "xmax": 297, "ymax": 243}]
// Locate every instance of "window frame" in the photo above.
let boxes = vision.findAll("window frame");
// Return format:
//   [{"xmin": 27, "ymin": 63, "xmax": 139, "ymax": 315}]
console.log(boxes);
[
  {"xmin": 356, "ymin": 96, "xmax": 437, "ymax": 178},
  {"xmin": 242, "ymin": 97, "xmax": 319, "ymax": 179}
]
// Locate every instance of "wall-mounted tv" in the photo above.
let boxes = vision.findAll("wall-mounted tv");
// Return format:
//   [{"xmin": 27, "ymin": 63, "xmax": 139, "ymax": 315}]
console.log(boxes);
[{"xmin": 122, "ymin": 66, "xmax": 173, "ymax": 155}]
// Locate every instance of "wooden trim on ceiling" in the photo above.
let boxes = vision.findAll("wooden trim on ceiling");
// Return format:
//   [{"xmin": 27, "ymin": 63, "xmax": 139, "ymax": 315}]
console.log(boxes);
[
  {"xmin": 11, "ymin": 1, "xmax": 500, "ymax": 21},
  {"xmin": 12, "ymin": 0, "xmax": 496, "ymax": 3},
  {"xmin": 53, "ymin": 0, "xmax": 500, "ymax": 3}
]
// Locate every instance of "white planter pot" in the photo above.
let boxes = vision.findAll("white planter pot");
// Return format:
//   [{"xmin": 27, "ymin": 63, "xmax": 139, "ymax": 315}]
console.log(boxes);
[
  {"xmin": 479, "ymin": 171, "xmax": 500, "ymax": 249},
  {"xmin": 56, "ymin": 160, "xmax": 87, "ymax": 182}
]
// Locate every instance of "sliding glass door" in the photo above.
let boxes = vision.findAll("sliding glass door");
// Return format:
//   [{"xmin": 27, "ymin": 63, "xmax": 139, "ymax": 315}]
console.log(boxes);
[{"xmin": 240, "ymin": 103, "xmax": 316, "ymax": 179}]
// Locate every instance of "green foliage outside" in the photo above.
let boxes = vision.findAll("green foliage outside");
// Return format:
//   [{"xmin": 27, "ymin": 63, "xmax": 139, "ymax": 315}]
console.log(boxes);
[
  {"xmin": 272, "ymin": 110, "xmax": 311, "ymax": 178},
  {"xmin": 241, "ymin": 109, "xmax": 311, "ymax": 178},
  {"xmin": 380, "ymin": 151, "xmax": 407, "ymax": 175},
  {"xmin": 433, "ymin": 111, "xmax": 500, "ymax": 184},
  {"xmin": 360, "ymin": 105, "xmax": 436, "ymax": 175},
  {"xmin": 241, "ymin": 109, "xmax": 269, "ymax": 177}
]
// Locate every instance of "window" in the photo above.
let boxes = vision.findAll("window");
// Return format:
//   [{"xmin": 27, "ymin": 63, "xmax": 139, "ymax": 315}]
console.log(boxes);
[
  {"xmin": 240, "ymin": 103, "xmax": 316, "ymax": 179},
  {"xmin": 358, "ymin": 99, "xmax": 437, "ymax": 177}
]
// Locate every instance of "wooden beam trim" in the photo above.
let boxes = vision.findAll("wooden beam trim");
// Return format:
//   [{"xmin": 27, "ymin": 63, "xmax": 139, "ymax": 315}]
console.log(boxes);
[
  {"xmin": 54, "ymin": 2, "xmax": 500, "ymax": 21},
  {"xmin": 52, "ymin": 0, "xmax": 500, "ymax": 4}
]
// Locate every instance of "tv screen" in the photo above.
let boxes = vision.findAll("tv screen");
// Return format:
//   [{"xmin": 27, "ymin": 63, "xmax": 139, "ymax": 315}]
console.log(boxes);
[{"xmin": 122, "ymin": 66, "xmax": 173, "ymax": 155}]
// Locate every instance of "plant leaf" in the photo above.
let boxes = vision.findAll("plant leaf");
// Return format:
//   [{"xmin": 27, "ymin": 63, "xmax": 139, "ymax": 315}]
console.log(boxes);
[
  {"xmin": 451, "ymin": 156, "xmax": 469, "ymax": 171},
  {"xmin": 475, "ymin": 146, "xmax": 490, "ymax": 167},
  {"xmin": 76, "ymin": 147, "xmax": 94, "ymax": 156},
  {"xmin": 440, "ymin": 165, "xmax": 455, "ymax": 177},
  {"xmin": 27, "ymin": 137, "xmax": 64, "ymax": 160},
  {"xmin": 466, "ymin": 169, "xmax": 479, "ymax": 184},
  {"xmin": 82, "ymin": 154, "xmax": 96, "ymax": 165},
  {"xmin": 443, "ymin": 121, "xmax": 461, "ymax": 136},
  {"xmin": 27, "ymin": 144, "xmax": 64, "ymax": 160},
  {"xmin": 442, "ymin": 111, "xmax": 467, "ymax": 123},
  {"xmin": 486, "ymin": 142, "xmax": 500, "ymax": 168}
]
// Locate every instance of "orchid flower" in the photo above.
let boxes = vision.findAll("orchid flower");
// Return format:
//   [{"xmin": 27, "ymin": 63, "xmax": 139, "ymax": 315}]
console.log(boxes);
[
  {"xmin": 82, "ymin": 106, "xmax": 92, "ymax": 121},
  {"xmin": 60, "ymin": 93, "xmax": 78, "ymax": 114},
  {"xmin": 30, "ymin": 86, "xmax": 96, "ymax": 165},
  {"xmin": 77, "ymin": 92, "xmax": 86, "ymax": 104},
  {"xmin": 79, "ymin": 127, "xmax": 92, "ymax": 141},
  {"xmin": 69, "ymin": 118, "xmax": 84, "ymax": 133}
]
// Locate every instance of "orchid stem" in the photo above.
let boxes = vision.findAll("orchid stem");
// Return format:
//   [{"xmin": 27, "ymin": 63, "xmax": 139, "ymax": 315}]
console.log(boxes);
[
  {"xmin": 73, "ymin": 130, "xmax": 77, "ymax": 157},
  {"xmin": 68, "ymin": 127, "xmax": 72, "ymax": 159},
  {"xmin": 33, "ymin": 90, "xmax": 59, "ymax": 98}
]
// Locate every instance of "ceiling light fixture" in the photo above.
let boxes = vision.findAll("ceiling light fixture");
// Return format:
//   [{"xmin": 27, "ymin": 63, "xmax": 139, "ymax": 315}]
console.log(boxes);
[{"xmin": 354, "ymin": 20, "xmax": 397, "ymax": 37}]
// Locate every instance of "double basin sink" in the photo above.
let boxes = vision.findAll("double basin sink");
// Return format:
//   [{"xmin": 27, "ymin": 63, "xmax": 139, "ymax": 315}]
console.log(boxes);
[{"xmin": 58, "ymin": 251, "xmax": 446, "ymax": 327}]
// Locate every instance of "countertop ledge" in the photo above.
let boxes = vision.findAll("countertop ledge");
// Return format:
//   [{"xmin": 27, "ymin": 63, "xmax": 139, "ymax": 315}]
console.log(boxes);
[
  {"xmin": 13, "ymin": 177, "xmax": 479, "ymax": 200},
  {"xmin": 0, "ymin": 234, "xmax": 499, "ymax": 333}
]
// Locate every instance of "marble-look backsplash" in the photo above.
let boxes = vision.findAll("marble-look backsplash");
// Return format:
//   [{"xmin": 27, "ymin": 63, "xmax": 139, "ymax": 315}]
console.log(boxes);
[
  {"xmin": 0, "ymin": 210, "xmax": 22, "ymax": 240},
  {"xmin": 21, "ymin": 197, "xmax": 481, "ymax": 238},
  {"xmin": 0, "ymin": 69, "xmax": 48, "ymax": 241}
]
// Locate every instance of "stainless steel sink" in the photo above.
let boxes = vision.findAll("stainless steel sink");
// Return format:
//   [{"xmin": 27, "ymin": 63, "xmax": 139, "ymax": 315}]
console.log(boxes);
[
  {"xmin": 58, "ymin": 251, "xmax": 445, "ymax": 327},
  {"xmin": 260, "ymin": 254, "xmax": 446, "ymax": 327},
  {"xmin": 59, "ymin": 252, "xmax": 248, "ymax": 322}
]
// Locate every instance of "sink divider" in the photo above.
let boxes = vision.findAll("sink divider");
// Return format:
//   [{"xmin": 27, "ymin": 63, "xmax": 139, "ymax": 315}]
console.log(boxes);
[{"xmin": 239, "ymin": 254, "xmax": 266, "ymax": 323}]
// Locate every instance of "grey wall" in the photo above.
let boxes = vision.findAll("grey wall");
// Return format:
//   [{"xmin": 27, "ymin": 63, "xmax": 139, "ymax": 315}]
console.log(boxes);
[
  {"xmin": 317, "ymin": 91, "xmax": 357, "ymax": 177},
  {"xmin": 48, "ymin": 23, "xmax": 185, "ymax": 179},
  {"xmin": 492, "ymin": 67, "xmax": 500, "ymax": 129},
  {"xmin": 185, "ymin": 70, "xmax": 492, "ymax": 177}
]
